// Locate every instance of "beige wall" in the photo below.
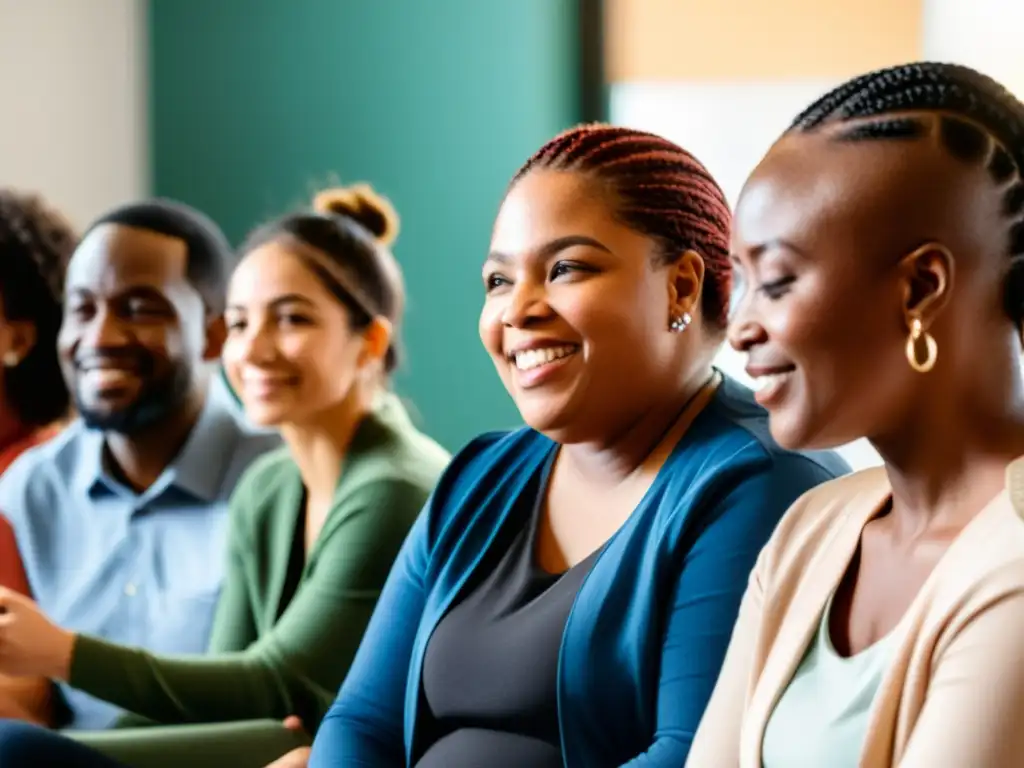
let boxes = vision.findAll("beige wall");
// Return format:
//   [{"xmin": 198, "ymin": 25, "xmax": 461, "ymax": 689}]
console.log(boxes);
[
  {"xmin": 0, "ymin": 0, "xmax": 147, "ymax": 230},
  {"xmin": 606, "ymin": 0, "xmax": 923, "ymax": 81}
]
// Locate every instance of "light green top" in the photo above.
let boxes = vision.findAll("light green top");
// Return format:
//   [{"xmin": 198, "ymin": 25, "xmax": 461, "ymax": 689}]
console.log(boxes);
[
  {"xmin": 762, "ymin": 594, "xmax": 901, "ymax": 768},
  {"xmin": 69, "ymin": 393, "xmax": 450, "ymax": 731}
]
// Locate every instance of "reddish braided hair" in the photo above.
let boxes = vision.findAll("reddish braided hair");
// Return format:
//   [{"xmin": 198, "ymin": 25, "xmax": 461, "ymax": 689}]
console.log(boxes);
[{"xmin": 510, "ymin": 123, "xmax": 732, "ymax": 328}]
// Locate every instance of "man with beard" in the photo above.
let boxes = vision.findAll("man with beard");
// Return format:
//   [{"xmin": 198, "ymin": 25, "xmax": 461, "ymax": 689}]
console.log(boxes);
[{"xmin": 0, "ymin": 200, "xmax": 279, "ymax": 729}]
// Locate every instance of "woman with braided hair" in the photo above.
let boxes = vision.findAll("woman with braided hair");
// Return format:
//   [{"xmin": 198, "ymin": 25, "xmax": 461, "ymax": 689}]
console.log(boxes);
[
  {"xmin": 688, "ymin": 63, "xmax": 1024, "ymax": 767},
  {"xmin": 299, "ymin": 125, "xmax": 847, "ymax": 768}
]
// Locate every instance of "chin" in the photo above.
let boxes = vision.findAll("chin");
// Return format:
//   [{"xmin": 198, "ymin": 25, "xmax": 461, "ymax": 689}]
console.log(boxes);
[
  {"xmin": 515, "ymin": 400, "xmax": 574, "ymax": 439},
  {"xmin": 240, "ymin": 403, "xmax": 291, "ymax": 428},
  {"xmin": 765, "ymin": 409, "xmax": 817, "ymax": 451},
  {"xmin": 769, "ymin": 413, "xmax": 854, "ymax": 454}
]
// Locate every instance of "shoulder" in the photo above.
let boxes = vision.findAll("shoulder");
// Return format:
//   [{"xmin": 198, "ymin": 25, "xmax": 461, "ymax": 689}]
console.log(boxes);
[
  {"xmin": 0, "ymin": 421, "xmax": 90, "ymax": 513},
  {"xmin": 220, "ymin": 407, "xmax": 282, "ymax": 465},
  {"xmin": 418, "ymin": 426, "xmax": 549, "ymax": 535},
  {"xmin": 433, "ymin": 426, "xmax": 546, "ymax": 494},
  {"xmin": 643, "ymin": 377, "xmax": 853, "ymax": 555},
  {"xmin": 359, "ymin": 396, "xmax": 547, "ymax": 498},
  {"xmin": 930, "ymin": 474, "xmax": 1024, "ymax": 619},
  {"xmin": 231, "ymin": 445, "xmax": 296, "ymax": 501},
  {"xmin": 662, "ymin": 377, "xmax": 851, "ymax": 512},
  {"xmin": 771, "ymin": 468, "xmax": 888, "ymax": 540},
  {"xmin": 754, "ymin": 468, "xmax": 889, "ymax": 587},
  {"xmin": 348, "ymin": 395, "xmax": 452, "ymax": 495}
]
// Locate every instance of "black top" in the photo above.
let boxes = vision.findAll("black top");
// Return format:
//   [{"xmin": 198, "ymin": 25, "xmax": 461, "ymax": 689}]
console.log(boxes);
[
  {"xmin": 416, "ymin": 465, "xmax": 599, "ymax": 768},
  {"xmin": 278, "ymin": 505, "xmax": 306, "ymax": 617}
]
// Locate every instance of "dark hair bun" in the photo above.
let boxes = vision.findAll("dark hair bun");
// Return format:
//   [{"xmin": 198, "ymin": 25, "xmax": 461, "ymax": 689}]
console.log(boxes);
[{"xmin": 313, "ymin": 184, "xmax": 399, "ymax": 247}]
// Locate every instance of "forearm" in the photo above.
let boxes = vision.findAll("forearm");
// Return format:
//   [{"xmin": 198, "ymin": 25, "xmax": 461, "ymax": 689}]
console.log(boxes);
[
  {"xmin": 69, "ymin": 635, "xmax": 308, "ymax": 726},
  {"xmin": 71, "ymin": 718, "xmax": 310, "ymax": 768}
]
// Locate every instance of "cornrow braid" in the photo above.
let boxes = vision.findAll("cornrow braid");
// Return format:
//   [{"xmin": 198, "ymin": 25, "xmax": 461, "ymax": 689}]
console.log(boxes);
[
  {"xmin": 511, "ymin": 124, "xmax": 733, "ymax": 328},
  {"xmin": 788, "ymin": 62, "xmax": 1024, "ymax": 322}
]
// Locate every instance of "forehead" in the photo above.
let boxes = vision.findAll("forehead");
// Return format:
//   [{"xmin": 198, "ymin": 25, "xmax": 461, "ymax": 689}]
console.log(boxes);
[
  {"xmin": 734, "ymin": 128, "xmax": 1002, "ymax": 260},
  {"xmin": 491, "ymin": 170, "xmax": 638, "ymax": 256},
  {"xmin": 228, "ymin": 241, "xmax": 337, "ymax": 307},
  {"xmin": 67, "ymin": 223, "xmax": 189, "ymax": 293}
]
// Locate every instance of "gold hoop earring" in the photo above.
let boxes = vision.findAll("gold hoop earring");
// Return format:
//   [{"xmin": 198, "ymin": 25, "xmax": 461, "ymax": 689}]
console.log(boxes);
[{"xmin": 905, "ymin": 318, "xmax": 937, "ymax": 373}]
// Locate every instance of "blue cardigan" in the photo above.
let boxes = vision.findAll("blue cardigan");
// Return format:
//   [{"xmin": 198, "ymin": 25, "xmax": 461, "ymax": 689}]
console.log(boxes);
[{"xmin": 309, "ymin": 378, "xmax": 849, "ymax": 767}]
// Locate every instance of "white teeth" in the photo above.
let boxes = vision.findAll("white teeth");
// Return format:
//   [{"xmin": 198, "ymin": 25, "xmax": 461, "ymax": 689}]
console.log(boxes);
[
  {"xmin": 513, "ymin": 345, "xmax": 577, "ymax": 371},
  {"xmin": 82, "ymin": 369, "xmax": 135, "ymax": 386},
  {"xmin": 753, "ymin": 372, "xmax": 791, "ymax": 391}
]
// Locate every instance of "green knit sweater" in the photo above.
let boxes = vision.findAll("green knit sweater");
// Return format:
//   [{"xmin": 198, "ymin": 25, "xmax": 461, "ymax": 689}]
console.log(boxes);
[{"xmin": 68, "ymin": 395, "xmax": 449, "ymax": 731}]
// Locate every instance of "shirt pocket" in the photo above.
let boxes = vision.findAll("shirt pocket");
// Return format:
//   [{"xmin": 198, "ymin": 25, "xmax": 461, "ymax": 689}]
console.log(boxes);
[{"xmin": 145, "ymin": 585, "xmax": 224, "ymax": 655}]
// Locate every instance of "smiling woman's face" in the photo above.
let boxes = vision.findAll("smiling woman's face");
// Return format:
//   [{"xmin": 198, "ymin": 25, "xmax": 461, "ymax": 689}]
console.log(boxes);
[
  {"xmin": 728, "ymin": 118, "xmax": 1011, "ymax": 450},
  {"xmin": 478, "ymin": 169, "xmax": 691, "ymax": 444},
  {"xmin": 222, "ymin": 242, "xmax": 367, "ymax": 428}
]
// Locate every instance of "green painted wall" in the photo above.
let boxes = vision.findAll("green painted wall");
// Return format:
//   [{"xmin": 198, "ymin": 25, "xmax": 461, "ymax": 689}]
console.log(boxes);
[{"xmin": 149, "ymin": 0, "xmax": 583, "ymax": 450}]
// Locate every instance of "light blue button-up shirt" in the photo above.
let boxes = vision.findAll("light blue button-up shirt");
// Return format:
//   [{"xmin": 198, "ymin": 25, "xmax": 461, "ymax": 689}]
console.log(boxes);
[{"xmin": 0, "ymin": 387, "xmax": 278, "ymax": 729}]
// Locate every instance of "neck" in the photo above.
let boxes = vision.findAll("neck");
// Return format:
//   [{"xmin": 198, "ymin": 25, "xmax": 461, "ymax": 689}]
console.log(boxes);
[
  {"xmin": 280, "ymin": 388, "xmax": 375, "ymax": 506},
  {"xmin": 872, "ymin": 375, "xmax": 1024, "ymax": 536},
  {"xmin": 105, "ymin": 386, "xmax": 207, "ymax": 493},
  {"xmin": 560, "ymin": 361, "xmax": 715, "ymax": 485}
]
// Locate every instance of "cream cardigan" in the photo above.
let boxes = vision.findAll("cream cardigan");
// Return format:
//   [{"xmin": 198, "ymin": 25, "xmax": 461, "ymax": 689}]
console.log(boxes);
[{"xmin": 687, "ymin": 459, "xmax": 1024, "ymax": 767}]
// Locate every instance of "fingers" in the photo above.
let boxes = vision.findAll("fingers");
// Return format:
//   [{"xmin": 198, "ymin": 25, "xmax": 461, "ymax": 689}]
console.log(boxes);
[{"xmin": 282, "ymin": 715, "xmax": 303, "ymax": 731}]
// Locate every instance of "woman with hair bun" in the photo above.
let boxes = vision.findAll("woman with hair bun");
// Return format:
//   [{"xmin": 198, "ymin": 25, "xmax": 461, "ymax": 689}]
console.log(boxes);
[{"xmin": 0, "ymin": 185, "xmax": 450, "ymax": 768}]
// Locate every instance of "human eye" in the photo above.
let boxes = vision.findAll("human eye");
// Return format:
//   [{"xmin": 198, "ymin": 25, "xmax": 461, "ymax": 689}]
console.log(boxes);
[
  {"xmin": 484, "ymin": 271, "xmax": 511, "ymax": 293},
  {"xmin": 758, "ymin": 276, "xmax": 796, "ymax": 300},
  {"xmin": 550, "ymin": 260, "xmax": 594, "ymax": 280}
]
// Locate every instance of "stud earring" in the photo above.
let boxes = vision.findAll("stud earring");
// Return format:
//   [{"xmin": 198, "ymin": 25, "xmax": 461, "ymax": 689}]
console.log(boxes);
[
  {"xmin": 905, "ymin": 317, "xmax": 937, "ymax": 373},
  {"xmin": 2, "ymin": 352, "xmax": 19, "ymax": 368},
  {"xmin": 669, "ymin": 312, "xmax": 692, "ymax": 333}
]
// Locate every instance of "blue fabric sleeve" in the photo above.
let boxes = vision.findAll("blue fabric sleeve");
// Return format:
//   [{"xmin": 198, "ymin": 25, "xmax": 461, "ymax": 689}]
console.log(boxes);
[
  {"xmin": 621, "ymin": 455, "xmax": 837, "ymax": 766},
  {"xmin": 308, "ymin": 510, "xmax": 430, "ymax": 767}
]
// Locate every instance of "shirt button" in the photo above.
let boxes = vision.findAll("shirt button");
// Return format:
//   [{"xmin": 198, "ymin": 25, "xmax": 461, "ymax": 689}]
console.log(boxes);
[{"xmin": 124, "ymin": 582, "xmax": 137, "ymax": 597}]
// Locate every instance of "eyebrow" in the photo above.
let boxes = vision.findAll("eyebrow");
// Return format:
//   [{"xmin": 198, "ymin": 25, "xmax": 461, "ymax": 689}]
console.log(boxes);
[
  {"xmin": 485, "ymin": 234, "xmax": 613, "ymax": 266},
  {"xmin": 66, "ymin": 285, "xmax": 169, "ymax": 301},
  {"xmin": 730, "ymin": 239, "xmax": 808, "ymax": 265},
  {"xmin": 226, "ymin": 293, "xmax": 317, "ymax": 312}
]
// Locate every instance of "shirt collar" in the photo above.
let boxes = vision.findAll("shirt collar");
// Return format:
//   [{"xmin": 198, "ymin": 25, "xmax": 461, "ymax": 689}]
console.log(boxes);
[{"xmin": 72, "ymin": 394, "xmax": 243, "ymax": 503}]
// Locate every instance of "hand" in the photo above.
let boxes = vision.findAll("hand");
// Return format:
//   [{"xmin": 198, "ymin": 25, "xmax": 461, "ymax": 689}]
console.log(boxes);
[
  {"xmin": 264, "ymin": 746, "xmax": 311, "ymax": 768},
  {"xmin": 0, "ymin": 587, "xmax": 75, "ymax": 680}
]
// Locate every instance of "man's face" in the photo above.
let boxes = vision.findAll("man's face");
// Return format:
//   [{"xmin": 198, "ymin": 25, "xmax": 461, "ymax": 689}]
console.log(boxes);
[{"xmin": 58, "ymin": 224, "xmax": 209, "ymax": 434}]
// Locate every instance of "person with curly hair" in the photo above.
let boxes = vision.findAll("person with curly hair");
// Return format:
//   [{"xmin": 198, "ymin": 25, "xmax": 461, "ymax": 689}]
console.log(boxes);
[
  {"xmin": 0, "ymin": 189, "xmax": 76, "ymax": 723},
  {"xmin": 0, "ymin": 189, "xmax": 74, "ymax": 468}
]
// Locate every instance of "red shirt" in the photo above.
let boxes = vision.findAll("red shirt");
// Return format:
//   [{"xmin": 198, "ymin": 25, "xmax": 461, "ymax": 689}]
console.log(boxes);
[{"xmin": 0, "ymin": 425, "xmax": 60, "ymax": 594}]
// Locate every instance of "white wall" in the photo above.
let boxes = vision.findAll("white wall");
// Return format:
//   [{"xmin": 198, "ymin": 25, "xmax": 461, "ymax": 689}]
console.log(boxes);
[
  {"xmin": 923, "ymin": 0, "xmax": 1024, "ymax": 98},
  {"xmin": 0, "ymin": 0, "xmax": 147, "ymax": 231}
]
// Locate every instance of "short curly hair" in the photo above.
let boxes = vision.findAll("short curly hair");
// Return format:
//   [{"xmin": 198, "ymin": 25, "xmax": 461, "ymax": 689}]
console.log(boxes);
[{"xmin": 0, "ymin": 190, "xmax": 75, "ymax": 426}]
